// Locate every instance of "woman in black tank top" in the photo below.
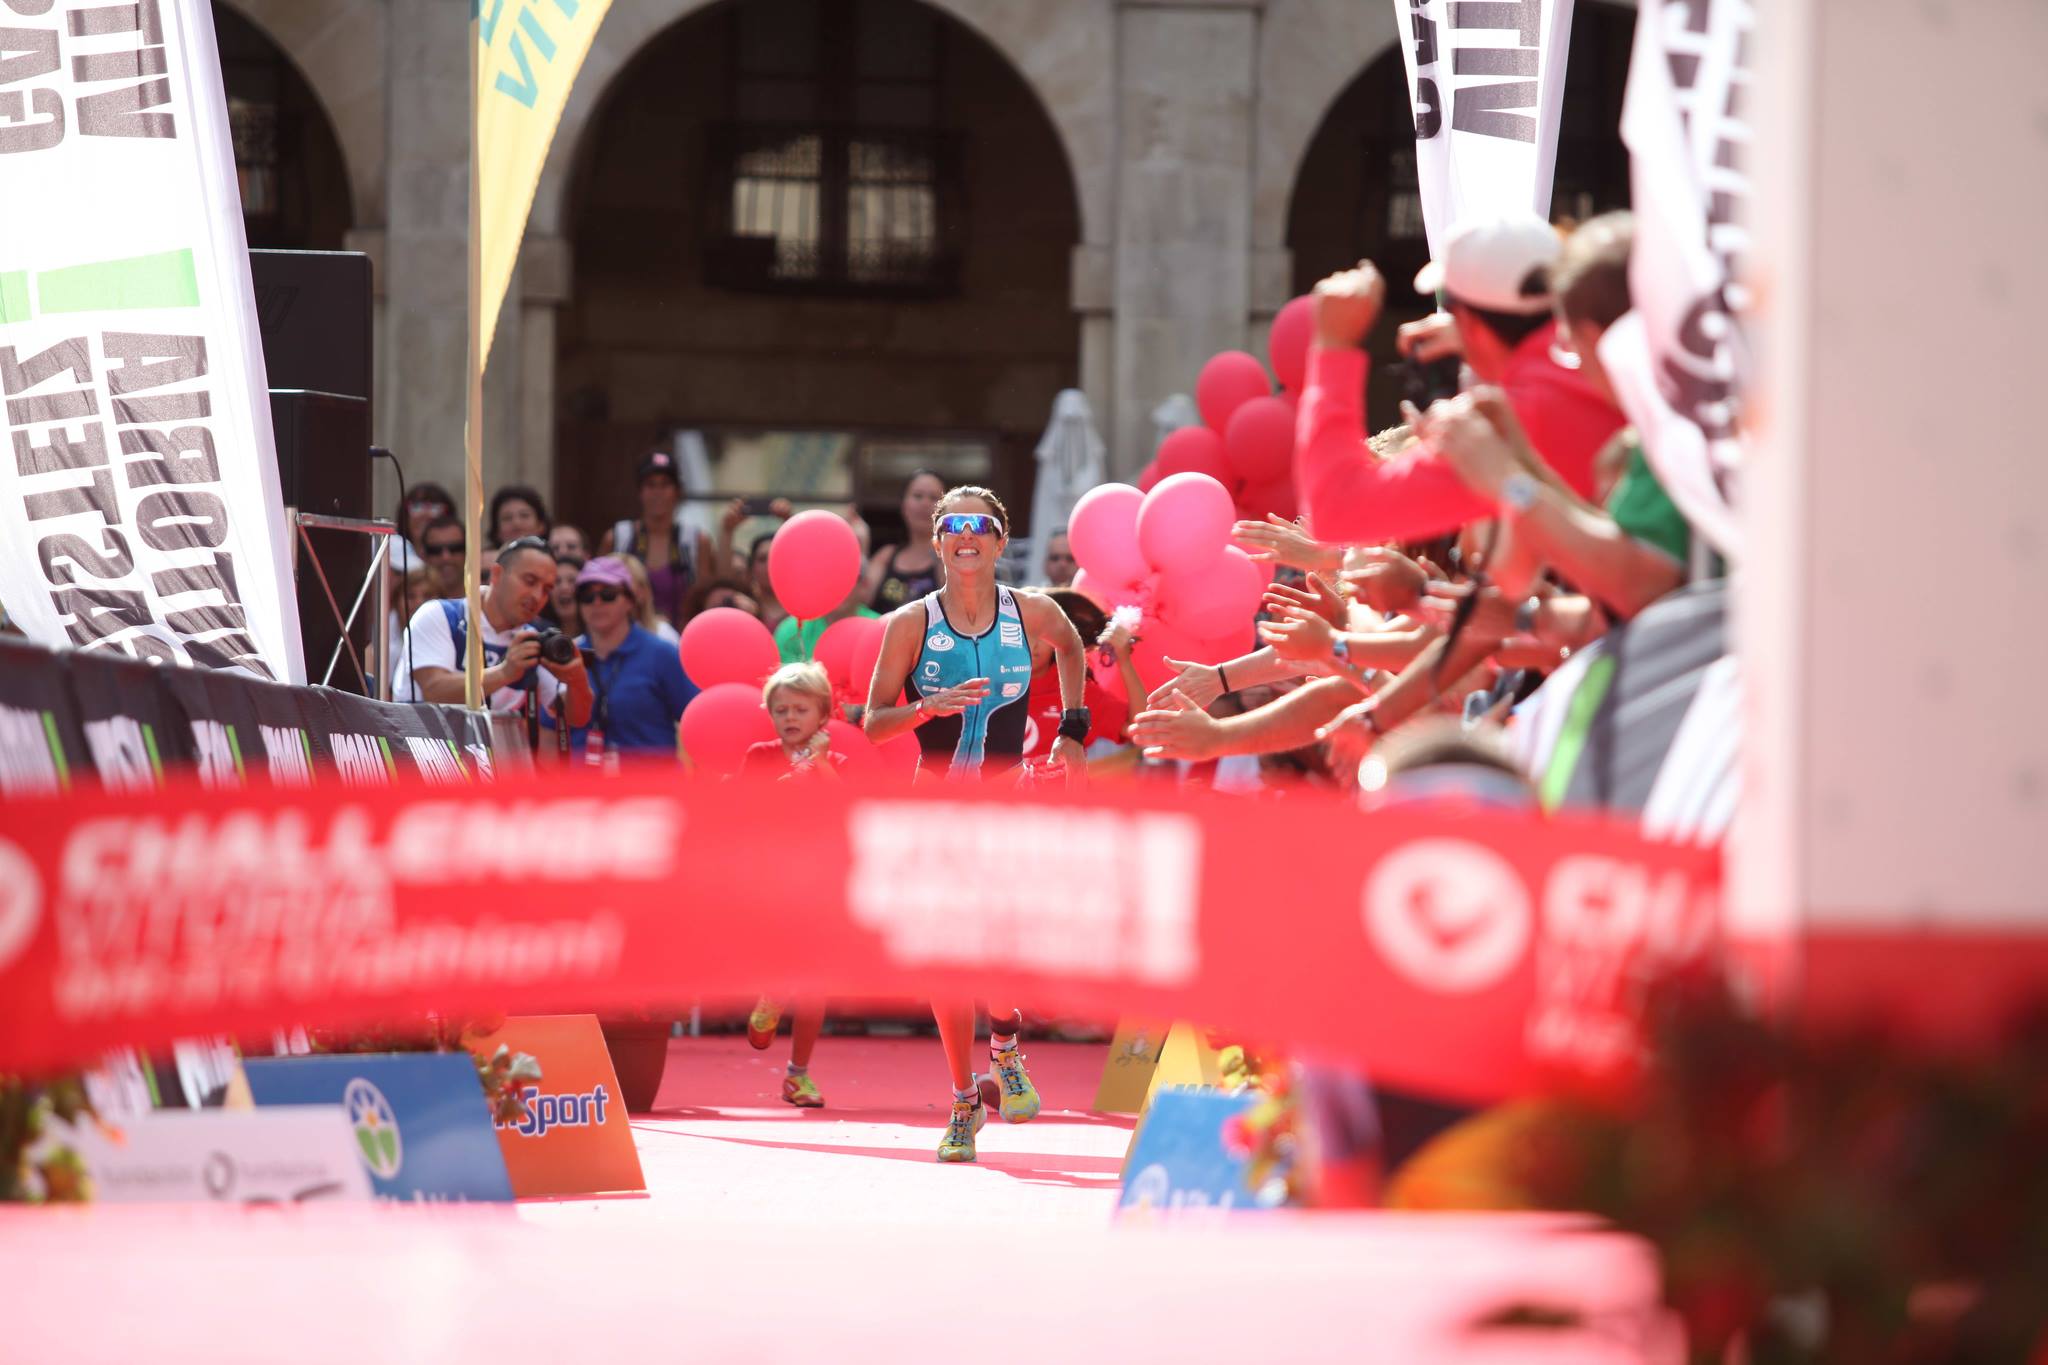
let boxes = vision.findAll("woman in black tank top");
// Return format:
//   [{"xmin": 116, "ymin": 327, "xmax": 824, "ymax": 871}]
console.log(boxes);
[{"xmin": 863, "ymin": 469, "xmax": 946, "ymax": 612}]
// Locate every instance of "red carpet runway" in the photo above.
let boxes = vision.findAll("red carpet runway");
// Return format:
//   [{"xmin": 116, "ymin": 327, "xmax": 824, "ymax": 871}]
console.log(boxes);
[{"xmin": 1, "ymin": 1038, "xmax": 1681, "ymax": 1362}]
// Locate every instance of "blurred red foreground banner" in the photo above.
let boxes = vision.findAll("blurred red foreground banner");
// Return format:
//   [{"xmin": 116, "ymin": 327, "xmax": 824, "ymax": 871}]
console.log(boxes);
[{"xmin": 0, "ymin": 772, "xmax": 1724, "ymax": 1100}]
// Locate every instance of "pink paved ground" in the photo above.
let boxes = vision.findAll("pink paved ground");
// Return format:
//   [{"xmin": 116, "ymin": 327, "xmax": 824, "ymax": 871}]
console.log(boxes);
[{"xmin": 0, "ymin": 1037, "xmax": 1682, "ymax": 1362}]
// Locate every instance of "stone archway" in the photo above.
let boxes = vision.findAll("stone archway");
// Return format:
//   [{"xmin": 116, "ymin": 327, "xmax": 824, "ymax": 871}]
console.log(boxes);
[
  {"xmin": 530, "ymin": 0, "xmax": 1110, "ymax": 247},
  {"xmin": 214, "ymin": 0, "xmax": 387, "ymax": 230},
  {"xmin": 542, "ymin": 0, "xmax": 1087, "ymax": 547}
]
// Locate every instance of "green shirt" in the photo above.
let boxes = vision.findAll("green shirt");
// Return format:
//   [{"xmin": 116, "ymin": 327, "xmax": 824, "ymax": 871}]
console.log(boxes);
[
  {"xmin": 775, "ymin": 607, "xmax": 879, "ymax": 663},
  {"xmin": 1605, "ymin": 438, "xmax": 1692, "ymax": 568}
]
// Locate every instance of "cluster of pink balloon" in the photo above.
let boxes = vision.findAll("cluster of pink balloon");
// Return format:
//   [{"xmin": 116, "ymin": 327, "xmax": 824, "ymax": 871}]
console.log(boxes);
[
  {"xmin": 1132, "ymin": 294, "xmax": 1316, "ymax": 525},
  {"xmin": 673, "ymin": 510, "xmax": 917, "ymax": 778},
  {"xmin": 1066, "ymin": 475, "xmax": 1274, "ymax": 699}
]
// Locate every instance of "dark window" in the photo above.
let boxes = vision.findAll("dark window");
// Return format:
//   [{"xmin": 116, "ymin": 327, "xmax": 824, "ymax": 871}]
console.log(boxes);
[{"xmin": 704, "ymin": 0, "xmax": 962, "ymax": 295}]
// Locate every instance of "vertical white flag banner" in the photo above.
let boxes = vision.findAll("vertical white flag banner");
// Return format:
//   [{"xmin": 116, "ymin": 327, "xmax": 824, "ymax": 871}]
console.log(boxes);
[
  {"xmin": 1598, "ymin": 0, "xmax": 1754, "ymax": 560},
  {"xmin": 0, "ymin": 0, "xmax": 303, "ymax": 683},
  {"xmin": 1393, "ymin": 0, "xmax": 1578, "ymax": 259}
]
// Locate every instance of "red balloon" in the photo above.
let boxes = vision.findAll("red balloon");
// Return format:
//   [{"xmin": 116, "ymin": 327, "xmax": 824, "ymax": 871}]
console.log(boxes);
[
  {"xmin": 679, "ymin": 682, "xmax": 776, "ymax": 776},
  {"xmin": 1135, "ymin": 461, "xmax": 1163, "ymax": 492},
  {"xmin": 1154, "ymin": 425, "xmax": 1230, "ymax": 483},
  {"xmin": 1223, "ymin": 396, "xmax": 1295, "ymax": 485},
  {"xmin": 812, "ymin": 616, "xmax": 870, "ymax": 695},
  {"xmin": 1238, "ymin": 476, "xmax": 1298, "ymax": 523},
  {"xmin": 1196, "ymin": 351, "xmax": 1272, "ymax": 433},
  {"xmin": 678, "ymin": 607, "xmax": 780, "ymax": 689},
  {"xmin": 1071, "ymin": 568, "xmax": 1145, "ymax": 612},
  {"xmin": 847, "ymin": 615, "xmax": 891, "ymax": 706},
  {"xmin": 1266, "ymin": 296, "xmax": 1316, "ymax": 392},
  {"xmin": 769, "ymin": 510, "xmax": 863, "ymax": 621},
  {"xmin": 1158, "ymin": 546, "xmax": 1266, "ymax": 640},
  {"xmin": 1129, "ymin": 618, "xmax": 1210, "ymax": 697},
  {"xmin": 825, "ymin": 718, "xmax": 917, "ymax": 784}
]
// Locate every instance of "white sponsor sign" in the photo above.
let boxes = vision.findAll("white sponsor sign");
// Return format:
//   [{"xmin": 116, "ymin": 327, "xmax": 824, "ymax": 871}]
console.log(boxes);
[
  {"xmin": 1393, "ymin": 0, "xmax": 1578, "ymax": 259},
  {"xmin": 0, "ymin": 0, "xmax": 304, "ymax": 682},
  {"xmin": 53, "ymin": 1106, "xmax": 372, "ymax": 1204},
  {"xmin": 1602, "ymin": 0, "xmax": 1754, "ymax": 559}
]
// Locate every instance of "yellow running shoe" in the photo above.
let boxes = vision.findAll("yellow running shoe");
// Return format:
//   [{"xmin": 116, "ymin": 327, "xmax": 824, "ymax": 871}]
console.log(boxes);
[
  {"xmin": 935, "ymin": 1096, "xmax": 987, "ymax": 1162},
  {"xmin": 746, "ymin": 998, "xmax": 781, "ymax": 1050},
  {"xmin": 781, "ymin": 1072, "xmax": 824, "ymax": 1108},
  {"xmin": 990, "ymin": 1048, "xmax": 1041, "ymax": 1123}
]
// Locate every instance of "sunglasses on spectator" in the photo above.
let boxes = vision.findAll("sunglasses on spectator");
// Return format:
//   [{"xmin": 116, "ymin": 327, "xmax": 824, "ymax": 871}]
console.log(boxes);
[
  {"xmin": 575, "ymin": 585, "xmax": 625, "ymax": 605},
  {"xmin": 424, "ymin": 541, "xmax": 464, "ymax": 557},
  {"xmin": 409, "ymin": 499, "xmax": 448, "ymax": 516},
  {"xmin": 936, "ymin": 513, "xmax": 1002, "ymax": 537}
]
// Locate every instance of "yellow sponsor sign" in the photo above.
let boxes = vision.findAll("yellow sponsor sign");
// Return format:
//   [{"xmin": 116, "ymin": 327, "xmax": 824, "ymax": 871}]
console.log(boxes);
[{"xmin": 473, "ymin": 0, "xmax": 613, "ymax": 364}]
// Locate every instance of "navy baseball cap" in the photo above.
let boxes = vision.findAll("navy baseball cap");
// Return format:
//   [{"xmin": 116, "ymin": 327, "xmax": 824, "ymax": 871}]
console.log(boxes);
[{"xmin": 636, "ymin": 450, "xmax": 681, "ymax": 483}]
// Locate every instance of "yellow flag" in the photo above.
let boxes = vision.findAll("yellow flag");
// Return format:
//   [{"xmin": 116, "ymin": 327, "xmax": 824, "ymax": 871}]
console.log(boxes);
[{"xmin": 473, "ymin": 0, "xmax": 613, "ymax": 365}]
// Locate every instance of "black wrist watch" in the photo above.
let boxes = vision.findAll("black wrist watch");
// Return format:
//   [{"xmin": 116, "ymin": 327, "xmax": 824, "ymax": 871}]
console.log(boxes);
[{"xmin": 1057, "ymin": 708, "xmax": 1091, "ymax": 742}]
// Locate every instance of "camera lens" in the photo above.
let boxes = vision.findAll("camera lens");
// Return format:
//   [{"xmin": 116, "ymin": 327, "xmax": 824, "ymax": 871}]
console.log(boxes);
[{"xmin": 536, "ymin": 629, "xmax": 578, "ymax": 666}]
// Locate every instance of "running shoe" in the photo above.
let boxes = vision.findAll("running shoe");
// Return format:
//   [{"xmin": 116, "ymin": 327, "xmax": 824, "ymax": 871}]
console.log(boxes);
[
  {"xmin": 781, "ymin": 1072, "xmax": 824, "ymax": 1108},
  {"xmin": 746, "ymin": 998, "xmax": 781, "ymax": 1050},
  {"xmin": 990, "ymin": 1047, "xmax": 1041, "ymax": 1124},
  {"xmin": 936, "ymin": 1096, "xmax": 987, "ymax": 1163}
]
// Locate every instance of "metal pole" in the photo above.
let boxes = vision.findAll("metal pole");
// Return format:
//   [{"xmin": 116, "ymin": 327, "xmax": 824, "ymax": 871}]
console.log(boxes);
[
  {"xmin": 375, "ymin": 530, "xmax": 392, "ymax": 701},
  {"xmin": 463, "ymin": 10, "xmax": 485, "ymax": 713}
]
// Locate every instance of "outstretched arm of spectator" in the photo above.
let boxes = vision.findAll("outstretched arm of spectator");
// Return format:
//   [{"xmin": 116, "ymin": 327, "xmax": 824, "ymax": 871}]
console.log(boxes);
[
  {"xmin": 1295, "ymin": 263, "xmax": 1497, "ymax": 546},
  {"xmin": 1129, "ymin": 674, "xmax": 1358, "ymax": 762},
  {"xmin": 1420, "ymin": 392, "xmax": 1683, "ymax": 619},
  {"xmin": 1143, "ymin": 645, "xmax": 1315, "ymax": 711}
]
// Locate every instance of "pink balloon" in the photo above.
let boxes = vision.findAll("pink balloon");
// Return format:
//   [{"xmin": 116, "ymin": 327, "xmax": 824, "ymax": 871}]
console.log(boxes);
[
  {"xmin": 1159, "ymin": 546, "xmax": 1266, "ymax": 640},
  {"xmin": 680, "ymin": 682, "xmax": 776, "ymax": 777},
  {"xmin": 1071, "ymin": 568, "xmax": 1145, "ymax": 613},
  {"xmin": 769, "ymin": 510, "xmax": 863, "ymax": 621},
  {"xmin": 678, "ymin": 607, "xmax": 780, "ymax": 688},
  {"xmin": 1266, "ymin": 296, "xmax": 1316, "ymax": 393},
  {"xmin": 1154, "ymin": 425, "xmax": 1230, "ymax": 483},
  {"xmin": 1224, "ymin": 396, "xmax": 1296, "ymax": 485},
  {"xmin": 848, "ymin": 615, "xmax": 891, "ymax": 706},
  {"xmin": 1067, "ymin": 482, "xmax": 1151, "ymax": 589},
  {"xmin": 1135, "ymin": 461, "xmax": 1163, "ymax": 493},
  {"xmin": 813, "ymin": 616, "xmax": 869, "ymax": 695},
  {"xmin": 1136, "ymin": 472, "xmax": 1235, "ymax": 575},
  {"xmin": 1196, "ymin": 351, "xmax": 1272, "ymax": 433}
]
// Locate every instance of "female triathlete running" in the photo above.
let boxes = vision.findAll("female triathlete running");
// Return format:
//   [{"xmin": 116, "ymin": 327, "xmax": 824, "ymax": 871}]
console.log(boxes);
[{"xmin": 863, "ymin": 486, "xmax": 1090, "ymax": 1161}]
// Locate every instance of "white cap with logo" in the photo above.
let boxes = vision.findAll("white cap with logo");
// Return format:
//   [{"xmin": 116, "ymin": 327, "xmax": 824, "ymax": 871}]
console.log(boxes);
[{"xmin": 1413, "ymin": 211, "xmax": 1561, "ymax": 316}]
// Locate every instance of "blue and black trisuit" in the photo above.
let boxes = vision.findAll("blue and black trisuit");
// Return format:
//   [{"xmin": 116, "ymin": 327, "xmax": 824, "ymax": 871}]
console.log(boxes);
[{"xmin": 905, "ymin": 586, "xmax": 1035, "ymax": 781}]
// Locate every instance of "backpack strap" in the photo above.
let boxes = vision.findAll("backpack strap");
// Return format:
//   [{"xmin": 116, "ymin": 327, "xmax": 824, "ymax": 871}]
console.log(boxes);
[{"xmin": 438, "ymin": 598, "xmax": 468, "ymax": 669}]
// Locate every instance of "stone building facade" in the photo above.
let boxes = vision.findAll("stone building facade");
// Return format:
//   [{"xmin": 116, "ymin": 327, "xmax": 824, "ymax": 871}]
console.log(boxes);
[{"xmin": 218, "ymin": 0, "xmax": 1634, "ymax": 539}]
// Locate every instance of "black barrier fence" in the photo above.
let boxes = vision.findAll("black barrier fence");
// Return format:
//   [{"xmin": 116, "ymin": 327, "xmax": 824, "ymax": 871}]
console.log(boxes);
[{"xmin": 0, "ymin": 636, "xmax": 496, "ymax": 792}]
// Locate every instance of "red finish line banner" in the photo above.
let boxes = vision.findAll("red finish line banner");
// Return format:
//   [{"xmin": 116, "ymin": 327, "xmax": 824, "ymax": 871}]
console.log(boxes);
[{"xmin": 0, "ymin": 773, "xmax": 1724, "ymax": 1101}]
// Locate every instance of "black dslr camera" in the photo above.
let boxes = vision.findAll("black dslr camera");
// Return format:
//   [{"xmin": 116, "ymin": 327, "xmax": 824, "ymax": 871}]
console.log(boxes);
[
  {"xmin": 531, "ymin": 628, "xmax": 579, "ymax": 667},
  {"xmin": 1391, "ymin": 352, "xmax": 1464, "ymax": 410}
]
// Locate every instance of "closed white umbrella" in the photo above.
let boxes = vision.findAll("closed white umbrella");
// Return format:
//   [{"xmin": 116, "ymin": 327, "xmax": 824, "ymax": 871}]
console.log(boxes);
[{"xmin": 1025, "ymin": 389, "xmax": 1106, "ymax": 584}]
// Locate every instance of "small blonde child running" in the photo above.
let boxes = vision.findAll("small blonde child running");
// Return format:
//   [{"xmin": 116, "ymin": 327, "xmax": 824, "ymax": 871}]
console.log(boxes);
[{"xmin": 738, "ymin": 662, "xmax": 843, "ymax": 1106}]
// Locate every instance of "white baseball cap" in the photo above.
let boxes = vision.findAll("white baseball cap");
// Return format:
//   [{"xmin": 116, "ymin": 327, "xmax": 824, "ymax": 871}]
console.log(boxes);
[{"xmin": 1413, "ymin": 212, "xmax": 1561, "ymax": 315}]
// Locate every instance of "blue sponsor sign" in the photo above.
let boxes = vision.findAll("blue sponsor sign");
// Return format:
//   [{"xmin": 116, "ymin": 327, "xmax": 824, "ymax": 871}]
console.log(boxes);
[
  {"xmin": 243, "ymin": 1053, "xmax": 515, "ymax": 1204},
  {"xmin": 1117, "ymin": 1088, "xmax": 1277, "ymax": 1217}
]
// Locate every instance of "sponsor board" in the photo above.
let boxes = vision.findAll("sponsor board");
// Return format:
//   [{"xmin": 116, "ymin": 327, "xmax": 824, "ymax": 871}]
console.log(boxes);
[
  {"xmin": 53, "ymin": 1106, "xmax": 372, "ymax": 1205},
  {"xmin": 466, "ymin": 1014, "xmax": 646, "ymax": 1198},
  {"xmin": 1117, "ymin": 1088, "xmax": 1271, "ymax": 1220},
  {"xmin": 243, "ymin": 1053, "xmax": 514, "ymax": 1204}
]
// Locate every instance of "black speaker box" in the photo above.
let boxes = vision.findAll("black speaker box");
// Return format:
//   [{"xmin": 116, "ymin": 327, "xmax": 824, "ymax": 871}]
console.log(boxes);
[
  {"xmin": 249, "ymin": 250, "xmax": 372, "ymax": 403},
  {"xmin": 270, "ymin": 389, "xmax": 373, "ymax": 694}
]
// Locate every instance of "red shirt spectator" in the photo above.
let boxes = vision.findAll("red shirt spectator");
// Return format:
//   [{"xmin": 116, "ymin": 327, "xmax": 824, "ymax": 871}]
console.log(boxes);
[
  {"xmin": 1020, "ymin": 667, "xmax": 1126, "ymax": 760},
  {"xmin": 739, "ymin": 739, "xmax": 849, "ymax": 781},
  {"xmin": 1296, "ymin": 323, "xmax": 1621, "ymax": 547}
]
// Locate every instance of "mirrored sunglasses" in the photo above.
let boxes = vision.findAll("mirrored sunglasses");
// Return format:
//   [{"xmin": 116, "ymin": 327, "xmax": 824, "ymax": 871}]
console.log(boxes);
[
  {"xmin": 937, "ymin": 513, "xmax": 1001, "ymax": 537},
  {"xmin": 575, "ymin": 584, "xmax": 624, "ymax": 605}
]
